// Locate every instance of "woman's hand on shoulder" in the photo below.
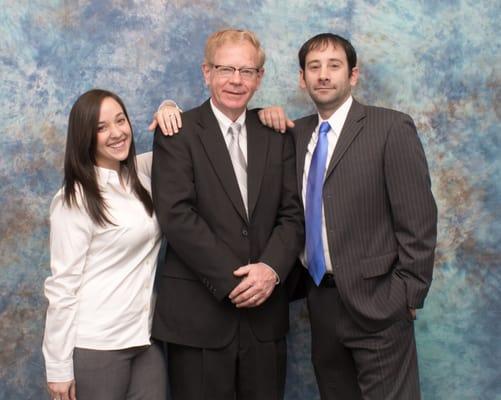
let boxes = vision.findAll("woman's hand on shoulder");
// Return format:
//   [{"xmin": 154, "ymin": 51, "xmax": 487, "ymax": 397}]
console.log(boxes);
[{"xmin": 148, "ymin": 100, "xmax": 182, "ymax": 136}]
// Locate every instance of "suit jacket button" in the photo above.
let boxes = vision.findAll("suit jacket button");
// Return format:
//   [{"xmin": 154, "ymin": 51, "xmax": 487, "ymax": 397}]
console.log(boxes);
[{"xmin": 242, "ymin": 229, "xmax": 248, "ymax": 237}]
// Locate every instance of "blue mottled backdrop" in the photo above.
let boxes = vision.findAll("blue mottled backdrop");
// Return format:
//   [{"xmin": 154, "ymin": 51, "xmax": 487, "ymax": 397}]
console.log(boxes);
[{"xmin": 1, "ymin": 1, "xmax": 499, "ymax": 399}]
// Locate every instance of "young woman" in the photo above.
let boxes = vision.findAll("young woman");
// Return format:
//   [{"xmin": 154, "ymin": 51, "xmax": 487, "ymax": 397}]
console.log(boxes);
[{"xmin": 43, "ymin": 89, "xmax": 166, "ymax": 400}]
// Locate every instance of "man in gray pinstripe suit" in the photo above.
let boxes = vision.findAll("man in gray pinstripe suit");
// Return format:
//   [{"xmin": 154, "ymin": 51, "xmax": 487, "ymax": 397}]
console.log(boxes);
[
  {"xmin": 260, "ymin": 33, "xmax": 438, "ymax": 400},
  {"xmin": 153, "ymin": 32, "xmax": 437, "ymax": 400}
]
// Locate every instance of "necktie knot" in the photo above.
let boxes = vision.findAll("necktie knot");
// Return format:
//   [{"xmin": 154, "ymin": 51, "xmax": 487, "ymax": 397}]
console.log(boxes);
[
  {"xmin": 228, "ymin": 123, "xmax": 242, "ymax": 137},
  {"xmin": 319, "ymin": 121, "xmax": 331, "ymax": 137}
]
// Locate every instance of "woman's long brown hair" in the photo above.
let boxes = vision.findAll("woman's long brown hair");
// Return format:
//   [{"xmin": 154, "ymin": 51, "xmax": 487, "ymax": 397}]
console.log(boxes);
[{"xmin": 63, "ymin": 89, "xmax": 153, "ymax": 225}]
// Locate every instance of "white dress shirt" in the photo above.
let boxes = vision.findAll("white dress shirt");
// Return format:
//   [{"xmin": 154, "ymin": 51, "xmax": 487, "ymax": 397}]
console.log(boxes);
[
  {"xmin": 43, "ymin": 153, "xmax": 161, "ymax": 382},
  {"xmin": 301, "ymin": 96, "xmax": 353, "ymax": 273},
  {"xmin": 210, "ymin": 99, "xmax": 248, "ymax": 163},
  {"xmin": 209, "ymin": 99, "xmax": 279, "ymax": 282}
]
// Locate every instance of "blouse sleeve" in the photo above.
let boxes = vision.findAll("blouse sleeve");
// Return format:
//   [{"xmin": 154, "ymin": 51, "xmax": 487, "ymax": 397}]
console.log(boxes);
[
  {"xmin": 42, "ymin": 189, "xmax": 93, "ymax": 382},
  {"xmin": 136, "ymin": 152, "xmax": 152, "ymax": 179}
]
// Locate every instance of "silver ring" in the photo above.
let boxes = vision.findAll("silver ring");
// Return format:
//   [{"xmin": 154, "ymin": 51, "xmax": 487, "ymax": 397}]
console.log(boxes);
[{"xmin": 169, "ymin": 114, "xmax": 176, "ymax": 118}]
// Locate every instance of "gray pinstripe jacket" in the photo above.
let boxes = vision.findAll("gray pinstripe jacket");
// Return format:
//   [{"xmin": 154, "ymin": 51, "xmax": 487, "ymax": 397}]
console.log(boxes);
[{"xmin": 292, "ymin": 99, "xmax": 437, "ymax": 331}]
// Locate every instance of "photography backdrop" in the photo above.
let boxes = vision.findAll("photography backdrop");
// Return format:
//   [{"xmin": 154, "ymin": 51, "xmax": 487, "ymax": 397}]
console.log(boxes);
[{"xmin": 1, "ymin": 1, "xmax": 499, "ymax": 399}]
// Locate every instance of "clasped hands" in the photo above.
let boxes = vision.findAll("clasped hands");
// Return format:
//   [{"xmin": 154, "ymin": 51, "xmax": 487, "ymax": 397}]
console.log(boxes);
[{"xmin": 229, "ymin": 262, "xmax": 277, "ymax": 308}]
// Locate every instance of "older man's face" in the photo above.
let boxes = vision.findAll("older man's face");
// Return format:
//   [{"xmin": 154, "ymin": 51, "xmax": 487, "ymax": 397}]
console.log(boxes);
[{"xmin": 202, "ymin": 41, "xmax": 263, "ymax": 121}]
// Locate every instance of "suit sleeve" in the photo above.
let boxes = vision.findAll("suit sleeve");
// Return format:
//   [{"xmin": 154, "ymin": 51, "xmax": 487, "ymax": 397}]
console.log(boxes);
[
  {"xmin": 259, "ymin": 133, "xmax": 305, "ymax": 282},
  {"xmin": 384, "ymin": 113, "xmax": 437, "ymax": 309},
  {"xmin": 152, "ymin": 125, "xmax": 241, "ymax": 301}
]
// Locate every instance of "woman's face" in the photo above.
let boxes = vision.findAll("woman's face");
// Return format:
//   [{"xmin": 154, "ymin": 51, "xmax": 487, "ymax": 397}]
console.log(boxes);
[{"xmin": 94, "ymin": 97, "xmax": 132, "ymax": 171}]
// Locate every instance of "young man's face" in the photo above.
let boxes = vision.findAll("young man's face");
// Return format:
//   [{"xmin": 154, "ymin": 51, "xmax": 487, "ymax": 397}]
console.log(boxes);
[
  {"xmin": 202, "ymin": 41, "xmax": 263, "ymax": 121},
  {"xmin": 300, "ymin": 43, "xmax": 358, "ymax": 116}
]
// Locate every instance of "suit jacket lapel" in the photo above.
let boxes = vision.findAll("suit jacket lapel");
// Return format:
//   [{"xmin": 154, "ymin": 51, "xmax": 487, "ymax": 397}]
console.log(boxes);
[
  {"xmin": 197, "ymin": 100, "xmax": 248, "ymax": 222},
  {"xmin": 325, "ymin": 100, "xmax": 366, "ymax": 180},
  {"xmin": 246, "ymin": 110, "xmax": 268, "ymax": 219},
  {"xmin": 295, "ymin": 115, "xmax": 318, "ymax": 200}
]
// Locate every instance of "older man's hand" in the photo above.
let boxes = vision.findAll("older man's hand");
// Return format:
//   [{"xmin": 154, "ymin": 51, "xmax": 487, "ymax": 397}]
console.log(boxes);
[{"xmin": 229, "ymin": 263, "xmax": 277, "ymax": 308}]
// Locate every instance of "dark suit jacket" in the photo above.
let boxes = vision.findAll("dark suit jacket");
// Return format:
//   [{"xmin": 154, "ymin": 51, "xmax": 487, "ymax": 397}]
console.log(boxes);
[
  {"xmin": 151, "ymin": 100, "xmax": 304, "ymax": 348},
  {"xmin": 292, "ymin": 99, "xmax": 437, "ymax": 331}
]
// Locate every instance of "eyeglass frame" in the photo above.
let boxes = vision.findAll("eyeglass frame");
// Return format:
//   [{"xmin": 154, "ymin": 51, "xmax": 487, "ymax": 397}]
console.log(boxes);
[{"xmin": 209, "ymin": 64, "xmax": 262, "ymax": 80}]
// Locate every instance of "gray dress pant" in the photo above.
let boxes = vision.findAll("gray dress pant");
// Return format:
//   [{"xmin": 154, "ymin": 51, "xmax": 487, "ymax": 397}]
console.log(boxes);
[
  {"xmin": 167, "ymin": 318, "xmax": 286, "ymax": 400},
  {"xmin": 73, "ymin": 341, "xmax": 167, "ymax": 400},
  {"xmin": 307, "ymin": 276, "xmax": 421, "ymax": 400}
]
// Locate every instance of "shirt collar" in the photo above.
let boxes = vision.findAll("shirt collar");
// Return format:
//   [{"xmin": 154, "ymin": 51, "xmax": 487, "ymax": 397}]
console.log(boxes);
[
  {"xmin": 209, "ymin": 98, "xmax": 246, "ymax": 136},
  {"xmin": 95, "ymin": 166, "xmax": 123, "ymax": 187},
  {"xmin": 317, "ymin": 95, "xmax": 353, "ymax": 135}
]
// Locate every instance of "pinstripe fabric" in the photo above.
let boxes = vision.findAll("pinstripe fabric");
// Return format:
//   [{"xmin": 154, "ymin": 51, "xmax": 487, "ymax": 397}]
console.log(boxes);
[
  {"xmin": 307, "ymin": 276, "xmax": 420, "ymax": 400},
  {"xmin": 292, "ymin": 100, "xmax": 437, "ymax": 400}
]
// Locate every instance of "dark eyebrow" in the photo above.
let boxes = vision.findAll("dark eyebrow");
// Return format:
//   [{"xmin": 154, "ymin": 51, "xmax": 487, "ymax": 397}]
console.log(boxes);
[
  {"xmin": 307, "ymin": 58, "xmax": 344, "ymax": 65},
  {"xmin": 98, "ymin": 112, "xmax": 126, "ymax": 125}
]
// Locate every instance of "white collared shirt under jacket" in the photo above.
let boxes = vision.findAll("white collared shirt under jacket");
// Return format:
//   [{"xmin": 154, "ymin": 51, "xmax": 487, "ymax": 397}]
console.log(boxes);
[
  {"xmin": 301, "ymin": 96, "xmax": 353, "ymax": 273},
  {"xmin": 43, "ymin": 153, "xmax": 160, "ymax": 382}
]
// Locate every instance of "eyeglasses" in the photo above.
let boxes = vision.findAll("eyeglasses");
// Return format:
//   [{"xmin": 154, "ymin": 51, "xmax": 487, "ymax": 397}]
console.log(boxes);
[{"xmin": 211, "ymin": 64, "xmax": 261, "ymax": 80}]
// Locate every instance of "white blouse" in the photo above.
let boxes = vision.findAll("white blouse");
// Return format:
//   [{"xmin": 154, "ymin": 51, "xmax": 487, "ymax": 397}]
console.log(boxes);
[{"xmin": 42, "ymin": 153, "xmax": 161, "ymax": 382}]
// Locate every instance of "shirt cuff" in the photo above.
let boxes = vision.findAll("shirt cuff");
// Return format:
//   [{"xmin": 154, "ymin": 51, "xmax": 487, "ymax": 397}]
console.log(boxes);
[
  {"xmin": 157, "ymin": 100, "xmax": 182, "ymax": 113},
  {"xmin": 261, "ymin": 263, "xmax": 280, "ymax": 285},
  {"xmin": 45, "ymin": 359, "xmax": 74, "ymax": 382}
]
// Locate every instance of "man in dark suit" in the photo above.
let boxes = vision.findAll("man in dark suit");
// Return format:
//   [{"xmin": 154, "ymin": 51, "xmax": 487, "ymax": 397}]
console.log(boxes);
[
  {"xmin": 151, "ymin": 29, "xmax": 304, "ymax": 400},
  {"xmin": 259, "ymin": 33, "xmax": 438, "ymax": 400}
]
